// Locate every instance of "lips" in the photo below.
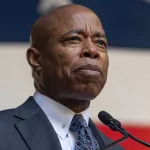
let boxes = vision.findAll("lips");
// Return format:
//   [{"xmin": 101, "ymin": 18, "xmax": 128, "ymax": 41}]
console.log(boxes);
[{"xmin": 74, "ymin": 64, "xmax": 102, "ymax": 75}]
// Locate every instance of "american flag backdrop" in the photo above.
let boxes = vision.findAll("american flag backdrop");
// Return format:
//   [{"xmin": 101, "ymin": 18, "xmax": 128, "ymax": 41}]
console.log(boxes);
[{"xmin": 0, "ymin": 1, "xmax": 150, "ymax": 150}]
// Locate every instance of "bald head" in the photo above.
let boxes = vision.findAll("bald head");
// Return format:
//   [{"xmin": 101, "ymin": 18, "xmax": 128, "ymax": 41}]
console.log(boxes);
[{"xmin": 30, "ymin": 4, "xmax": 103, "ymax": 51}]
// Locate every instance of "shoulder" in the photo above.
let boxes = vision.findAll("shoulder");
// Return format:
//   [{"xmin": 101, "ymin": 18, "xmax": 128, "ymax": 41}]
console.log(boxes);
[
  {"xmin": 0, "ymin": 109, "xmax": 18, "ymax": 126},
  {"xmin": 0, "ymin": 108, "xmax": 15, "ymax": 118}
]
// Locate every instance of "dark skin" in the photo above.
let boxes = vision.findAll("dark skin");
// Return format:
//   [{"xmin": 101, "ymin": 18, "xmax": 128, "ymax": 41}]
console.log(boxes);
[{"xmin": 27, "ymin": 4, "xmax": 109, "ymax": 113}]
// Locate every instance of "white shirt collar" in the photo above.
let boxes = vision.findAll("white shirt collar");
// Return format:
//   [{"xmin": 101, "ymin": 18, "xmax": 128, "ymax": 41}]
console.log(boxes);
[{"xmin": 33, "ymin": 92, "xmax": 90, "ymax": 140}]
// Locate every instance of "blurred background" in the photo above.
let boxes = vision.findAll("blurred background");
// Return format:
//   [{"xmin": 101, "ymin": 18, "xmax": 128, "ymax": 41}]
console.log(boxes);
[{"xmin": 0, "ymin": 0, "xmax": 150, "ymax": 149}]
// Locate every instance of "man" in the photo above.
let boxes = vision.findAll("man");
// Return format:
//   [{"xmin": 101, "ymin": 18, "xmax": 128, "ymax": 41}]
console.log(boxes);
[{"xmin": 0, "ymin": 4, "xmax": 124, "ymax": 150}]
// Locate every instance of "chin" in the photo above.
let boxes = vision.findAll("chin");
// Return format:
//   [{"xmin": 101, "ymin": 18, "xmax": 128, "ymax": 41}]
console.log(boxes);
[
  {"xmin": 66, "ymin": 77, "xmax": 106, "ymax": 100},
  {"xmin": 86, "ymin": 89, "xmax": 102, "ymax": 100},
  {"xmin": 77, "ymin": 92, "xmax": 100, "ymax": 101},
  {"xmin": 73, "ymin": 85, "xmax": 102, "ymax": 101}
]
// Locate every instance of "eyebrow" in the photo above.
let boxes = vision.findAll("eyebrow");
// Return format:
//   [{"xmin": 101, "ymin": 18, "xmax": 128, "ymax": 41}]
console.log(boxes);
[
  {"xmin": 93, "ymin": 31, "xmax": 107, "ymax": 40},
  {"xmin": 62, "ymin": 29, "xmax": 85, "ymax": 37},
  {"xmin": 62, "ymin": 28, "xmax": 107, "ymax": 40}
]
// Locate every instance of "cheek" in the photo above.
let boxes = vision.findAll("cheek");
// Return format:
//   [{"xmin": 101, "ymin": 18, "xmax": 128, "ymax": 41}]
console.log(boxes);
[
  {"xmin": 50, "ymin": 50, "xmax": 78, "ymax": 78},
  {"xmin": 41, "ymin": 52, "xmax": 62, "ymax": 79},
  {"xmin": 101, "ymin": 53, "xmax": 109, "ymax": 72},
  {"xmin": 57, "ymin": 47, "xmax": 79, "ymax": 68}
]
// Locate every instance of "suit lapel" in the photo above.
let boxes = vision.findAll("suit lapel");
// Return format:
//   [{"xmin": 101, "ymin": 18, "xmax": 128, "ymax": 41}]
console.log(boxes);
[
  {"xmin": 89, "ymin": 120, "xmax": 124, "ymax": 150},
  {"xmin": 89, "ymin": 119, "xmax": 106, "ymax": 149},
  {"xmin": 14, "ymin": 97, "xmax": 62, "ymax": 150}
]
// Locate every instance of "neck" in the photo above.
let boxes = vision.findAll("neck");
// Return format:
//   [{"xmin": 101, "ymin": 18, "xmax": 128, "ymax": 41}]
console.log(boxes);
[
  {"xmin": 39, "ymin": 90, "xmax": 90, "ymax": 113},
  {"xmin": 59, "ymin": 99, "xmax": 90, "ymax": 113}
]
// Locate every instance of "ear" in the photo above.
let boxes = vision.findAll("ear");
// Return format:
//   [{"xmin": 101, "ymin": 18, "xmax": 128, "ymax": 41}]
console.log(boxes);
[{"xmin": 26, "ymin": 47, "xmax": 42, "ymax": 71}]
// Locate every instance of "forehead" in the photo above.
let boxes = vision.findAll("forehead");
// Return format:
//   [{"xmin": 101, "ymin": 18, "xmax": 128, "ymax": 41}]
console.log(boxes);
[
  {"xmin": 50, "ymin": 10, "xmax": 105, "ymax": 36},
  {"xmin": 70, "ymin": 12, "xmax": 102, "ymax": 29}
]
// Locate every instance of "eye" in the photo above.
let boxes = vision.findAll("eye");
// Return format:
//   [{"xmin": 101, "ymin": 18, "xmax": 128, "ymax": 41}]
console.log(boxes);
[
  {"xmin": 67, "ymin": 36, "xmax": 81, "ymax": 42},
  {"xmin": 63, "ymin": 36, "xmax": 82, "ymax": 45},
  {"xmin": 96, "ymin": 40, "xmax": 107, "ymax": 48}
]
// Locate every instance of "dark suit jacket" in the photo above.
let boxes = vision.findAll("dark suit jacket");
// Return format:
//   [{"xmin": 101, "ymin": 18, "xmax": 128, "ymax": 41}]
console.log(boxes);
[{"xmin": 0, "ymin": 97, "xmax": 124, "ymax": 150}]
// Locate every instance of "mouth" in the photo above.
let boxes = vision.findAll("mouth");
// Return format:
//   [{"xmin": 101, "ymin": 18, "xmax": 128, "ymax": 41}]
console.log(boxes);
[{"xmin": 73, "ymin": 64, "xmax": 102, "ymax": 76}]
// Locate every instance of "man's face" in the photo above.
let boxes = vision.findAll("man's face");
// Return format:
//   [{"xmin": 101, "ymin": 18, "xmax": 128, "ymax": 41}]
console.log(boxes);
[{"xmin": 41, "ymin": 10, "xmax": 109, "ymax": 101}]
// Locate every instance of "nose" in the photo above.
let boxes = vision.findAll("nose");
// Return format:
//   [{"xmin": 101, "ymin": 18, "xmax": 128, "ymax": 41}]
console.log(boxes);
[{"xmin": 80, "ymin": 42, "xmax": 100, "ymax": 59}]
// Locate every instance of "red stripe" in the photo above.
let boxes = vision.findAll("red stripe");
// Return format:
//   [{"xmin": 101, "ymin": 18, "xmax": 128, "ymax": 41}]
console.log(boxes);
[{"xmin": 96, "ymin": 123, "xmax": 150, "ymax": 150}]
